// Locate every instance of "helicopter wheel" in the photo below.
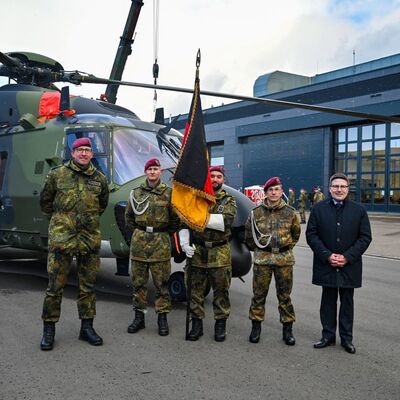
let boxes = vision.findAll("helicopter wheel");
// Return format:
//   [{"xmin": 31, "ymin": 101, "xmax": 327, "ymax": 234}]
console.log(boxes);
[
  {"xmin": 168, "ymin": 271, "xmax": 186, "ymax": 302},
  {"xmin": 168, "ymin": 271, "xmax": 212, "ymax": 302}
]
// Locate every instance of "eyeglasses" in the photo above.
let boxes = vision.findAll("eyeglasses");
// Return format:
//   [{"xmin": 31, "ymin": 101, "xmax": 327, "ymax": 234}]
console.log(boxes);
[
  {"xmin": 330, "ymin": 185, "xmax": 348, "ymax": 190},
  {"xmin": 74, "ymin": 147, "xmax": 92, "ymax": 154}
]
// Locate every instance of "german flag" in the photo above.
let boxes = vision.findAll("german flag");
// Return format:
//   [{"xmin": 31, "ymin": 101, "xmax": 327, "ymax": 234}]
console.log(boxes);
[{"xmin": 172, "ymin": 75, "xmax": 215, "ymax": 231}]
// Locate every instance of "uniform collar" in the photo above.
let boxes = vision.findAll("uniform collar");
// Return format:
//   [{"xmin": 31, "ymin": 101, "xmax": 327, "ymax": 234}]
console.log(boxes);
[
  {"xmin": 263, "ymin": 198, "xmax": 286, "ymax": 210},
  {"xmin": 141, "ymin": 179, "xmax": 166, "ymax": 194},
  {"xmin": 67, "ymin": 159, "xmax": 96, "ymax": 176}
]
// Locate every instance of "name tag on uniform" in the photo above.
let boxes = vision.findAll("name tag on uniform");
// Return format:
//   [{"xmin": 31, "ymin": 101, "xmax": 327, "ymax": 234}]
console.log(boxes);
[{"xmin": 88, "ymin": 180, "xmax": 101, "ymax": 187}]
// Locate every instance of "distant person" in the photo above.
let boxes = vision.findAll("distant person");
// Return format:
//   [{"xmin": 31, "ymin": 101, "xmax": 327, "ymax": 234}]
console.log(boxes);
[
  {"xmin": 288, "ymin": 187, "xmax": 295, "ymax": 207},
  {"xmin": 297, "ymin": 188, "xmax": 308, "ymax": 224},
  {"xmin": 306, "ymin": 173, "xmax": 372, "ymax": 354},
  {"xmin": 245, "ymin": 177, "xmax": 301, "ymax": 345},
  {"xmin": 40, "ymin": 137, "xmax": 109, "ymax": 351},
  {"xmin": 313, "ymin": 186, "xmax": 325, "ymax": 205},
  {"xmin": 179, "ymin": 166, "xmax": 237, "ymax": 342},
  {"xmin": 125, "ymin": 158, "xmax": 180, "ymax": 336}
]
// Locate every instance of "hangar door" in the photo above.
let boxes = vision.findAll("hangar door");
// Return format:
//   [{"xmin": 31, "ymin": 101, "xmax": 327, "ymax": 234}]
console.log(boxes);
[{"xmin": 242, "ymin": 129, "xmax": 326, "ymax": 196}]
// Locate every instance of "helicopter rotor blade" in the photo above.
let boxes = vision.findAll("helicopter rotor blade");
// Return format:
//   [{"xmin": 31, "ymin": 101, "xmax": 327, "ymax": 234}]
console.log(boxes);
[
  {"xmin": 2, "ymin": 58, "xmax": 399, "ymax": 125},
  {"xmin": 61, "ymin": 73, "xmax": 400, "ymax": 124}
]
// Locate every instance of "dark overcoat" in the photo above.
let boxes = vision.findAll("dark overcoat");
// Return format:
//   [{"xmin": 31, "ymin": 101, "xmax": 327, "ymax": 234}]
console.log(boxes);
[{"xmin": 306, "ymin": 198, "xmax": 372, "ymax": 288}]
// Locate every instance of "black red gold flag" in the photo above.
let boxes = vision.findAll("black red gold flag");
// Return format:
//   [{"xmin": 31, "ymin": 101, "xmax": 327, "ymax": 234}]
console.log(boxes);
[{"xmin": 172, "ymin": 74, "xmax": 215, "ymax": 231}]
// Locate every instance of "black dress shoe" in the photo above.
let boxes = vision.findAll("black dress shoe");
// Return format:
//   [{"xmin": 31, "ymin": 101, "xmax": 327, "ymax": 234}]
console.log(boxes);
[
  {"xmin": 313, "ymin": 337, "xmax": 336, "ymax": 349},
  {"xmin": 341, "ymin": 341, "xmax": 356, "ymax": 354}
]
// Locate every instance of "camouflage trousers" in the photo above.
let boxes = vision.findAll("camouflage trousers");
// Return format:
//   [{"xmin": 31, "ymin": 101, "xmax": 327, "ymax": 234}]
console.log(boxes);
[
  {"xmin": 42, "ymin": 250, "xmax": 100, "ymax": 322},
  {"xmin": 186, "ymin": 265, "xmax": 231, "ymax": 320},
  {"xmin": 249, "ymin": 264, "xmax": 295, "ymax": 324},
  {"xmin": 298, "ymin": 208, "xmax": 306, "ymax": 223},
  {"xmin": 131, "ymin": 260, "xmax": 171, "ymax": 314}
]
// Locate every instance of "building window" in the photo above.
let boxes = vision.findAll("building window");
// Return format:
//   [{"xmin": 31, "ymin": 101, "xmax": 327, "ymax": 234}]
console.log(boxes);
[
  {"xmin": 390, "ymin": 190, "xmax": 400, "ymax": 204},
  {"xmin": 361, "ymin": 125, "xmax": 373, "ymax": 140},
  {"xmin": 208, "ymin": 142, "xmax": 224, "ymax": 166},
  {"xmin": 375, "ymin": 124, "xmax": 386, "ymax": 139},
  {"xmin": 390, "ymin": 123, "xmax": 400, "ymax": 137},
  {"xmin": 390, "ymin": 138, "xmax": 400, "ymax": 154},
  {"xmin": 348, "ymin": 127, "xmax": 358, "ymax": 141}
]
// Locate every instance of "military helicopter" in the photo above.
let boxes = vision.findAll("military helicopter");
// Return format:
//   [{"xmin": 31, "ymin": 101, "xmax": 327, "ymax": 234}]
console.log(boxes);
[{"xmin": 0, "ymin": 2, "xmax": 256, "ymax": 302}]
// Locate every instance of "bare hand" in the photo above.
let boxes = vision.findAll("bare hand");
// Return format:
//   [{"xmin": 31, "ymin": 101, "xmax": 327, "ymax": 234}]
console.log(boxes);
[{"xmin": 329, "ymin": 253, "xmax": 347, "ymax": 268}]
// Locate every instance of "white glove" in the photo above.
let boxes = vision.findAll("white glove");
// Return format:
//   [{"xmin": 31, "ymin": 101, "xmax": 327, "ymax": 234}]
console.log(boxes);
[
  {"xmin": 178, "ymin": 229, "xmax": 196, "ymax": 258},
  {"xmin": 206, "ymin": 214, "xmax": 225, "ymax": 232}
]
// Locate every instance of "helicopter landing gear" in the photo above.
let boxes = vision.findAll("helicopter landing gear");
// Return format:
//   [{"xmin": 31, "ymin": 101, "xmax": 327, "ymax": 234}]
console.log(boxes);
[
  {"xmin": 115, "ymin": 257, "xmax": 130, "ymax": 276},
  {"xmin": 168, "ymin": 271, "xmax": 211, "ymax": 302},
  {"xmin": 168, "ymin": 271, "xmax": 186, "ymax": 302}
]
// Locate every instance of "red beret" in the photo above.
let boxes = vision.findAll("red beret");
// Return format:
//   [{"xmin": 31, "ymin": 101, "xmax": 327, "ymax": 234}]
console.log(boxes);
[
  {"xmin": 144, "ymin": 158, "xmax": 161, "ymax": 171},
  {"xmin": 210, "ymin": 165, "xmax": 225, "ymax": 175},
  {"xmin": 263, "ymin": 176, "xmax": 282, "ymax": 191},
  {"xmin": 72, "ymin": 137, "xmax": 91, "ymax": 150}
]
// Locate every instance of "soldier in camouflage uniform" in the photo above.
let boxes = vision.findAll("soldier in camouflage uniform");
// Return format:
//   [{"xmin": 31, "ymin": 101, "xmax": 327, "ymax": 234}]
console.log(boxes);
[
  {"xmin": 125, "ymin": 158, "xmax": 180, "ymax": 336},
  {"xmin": 298, "ymin": 188, "xmax": 308, "ymax": 224},
  {"xmin": 288, "ymin": 188, "xmax": 295, "ymax": 207},
  {"xmin": 313, "ymin": 186, "xmax": 325, "ymax": 205},
  {"xmin": 179, "ymin": 166, "xmax": 237, "ymax": 342},
  {"xmin": 39, "ymin": 137, "xmax": 109, "ymax": 351},
  {"xmin": 245, "ymin": 177, "xmax": 300, "ymax": 345}
]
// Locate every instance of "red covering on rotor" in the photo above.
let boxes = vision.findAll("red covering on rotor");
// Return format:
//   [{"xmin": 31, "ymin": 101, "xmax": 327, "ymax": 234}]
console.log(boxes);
[{"xmin": 38, "ymin": 92, "xmax": 75, "ymax": 121}]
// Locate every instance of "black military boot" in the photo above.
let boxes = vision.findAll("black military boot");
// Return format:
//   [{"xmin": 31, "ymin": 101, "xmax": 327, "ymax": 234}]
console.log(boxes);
[
  {"xmin": 40, "ymin": 322, "xmax": 55, "ymax": 351},
  {"xmin": 282, "ymin": 322, "xmax": 296, "ymax": 346},
  {"xmin": 127, "ymin": 310, "xmax": 145, "ymax": 333},
  {"xmin": 79, "ymin": 319, "xmax": 103, "ymax": 346},
  {"xmin": 214, "ymin": 318, "xmax": 227, "ymax": 342},
  {"xmin": 188, "ymin": 318, "xmax": 203, "ymax": 341},
  {"xmin": 158, "ymin": 313, "xmax": 169, "ymax": 336},
  {"xmin": 249, "ymin": 320, "xmax": 262, "ymax": 343}
]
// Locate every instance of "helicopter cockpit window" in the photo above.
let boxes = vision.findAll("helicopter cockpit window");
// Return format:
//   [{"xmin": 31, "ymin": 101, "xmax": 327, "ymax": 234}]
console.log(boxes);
[
  {"xmin": 64, "ymin": 128, "xmax": 110, "ymax": 181},
  {"xmin": 113, "ymin": 128, "xmax": 177, "ymax": 185}
]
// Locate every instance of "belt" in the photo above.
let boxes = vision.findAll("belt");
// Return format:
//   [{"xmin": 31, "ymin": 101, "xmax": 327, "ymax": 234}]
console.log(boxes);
[
  {"xmin": 264, "ymin": 245, "xmax": 291, "ymax": 254},
  {"xmin": 193, "ymin": 239, "xmax": 228, "ymax": 248},
  {"xmin": 136, "ymin": 226, "xmax": 167, "ymax": 233}
]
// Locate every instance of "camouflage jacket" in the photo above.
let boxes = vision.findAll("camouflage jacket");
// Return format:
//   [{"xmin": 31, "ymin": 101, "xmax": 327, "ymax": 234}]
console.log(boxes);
[
  {"xmin": 245, "ymin": 199, "xmax": 300, "ymax": 267},
  {"xmin": 313, "ymin": 191, "xmax": 325, "ymax": 204},
  {"xmin": 40, "ymin": 160, "xmax": 109, "ymax": 254},
  {"xmin": 125, "ymin": 180, "xmax": 180, "ymax": 262},
  {"xmin": 191, "ymin": 189, "xmax": 237, "ymax": 268},
  {"xmin": 297, "ymin": 192, "xmax": 308, "ymax": 209}
]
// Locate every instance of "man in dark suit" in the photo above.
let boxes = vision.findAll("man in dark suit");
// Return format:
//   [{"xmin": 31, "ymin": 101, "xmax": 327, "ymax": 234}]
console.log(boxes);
[{"xmin": 306, "ymin": 173, "xmax": 372, "ymax": 354}]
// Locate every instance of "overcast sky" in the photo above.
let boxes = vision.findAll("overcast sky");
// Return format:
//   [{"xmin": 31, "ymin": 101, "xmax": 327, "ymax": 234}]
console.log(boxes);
[{"xmin": 1, "ymin": 0, "xmax": 400, "ymax": 121}]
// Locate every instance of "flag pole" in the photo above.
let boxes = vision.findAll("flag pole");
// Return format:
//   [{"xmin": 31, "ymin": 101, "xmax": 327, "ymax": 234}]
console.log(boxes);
[
  {"xmin": 184, "ymin": 50, "xmax": 202, "ymax": 340},
  {"xmin": 185, "ymin": 230, "xmax": 193, "ymax": 340}
]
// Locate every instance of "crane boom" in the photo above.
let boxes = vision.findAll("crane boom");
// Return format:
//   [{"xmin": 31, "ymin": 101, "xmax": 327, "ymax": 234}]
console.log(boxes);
[{"xmin": 105, "ymin": 0, "xmax": 144, "ymax": 104}]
